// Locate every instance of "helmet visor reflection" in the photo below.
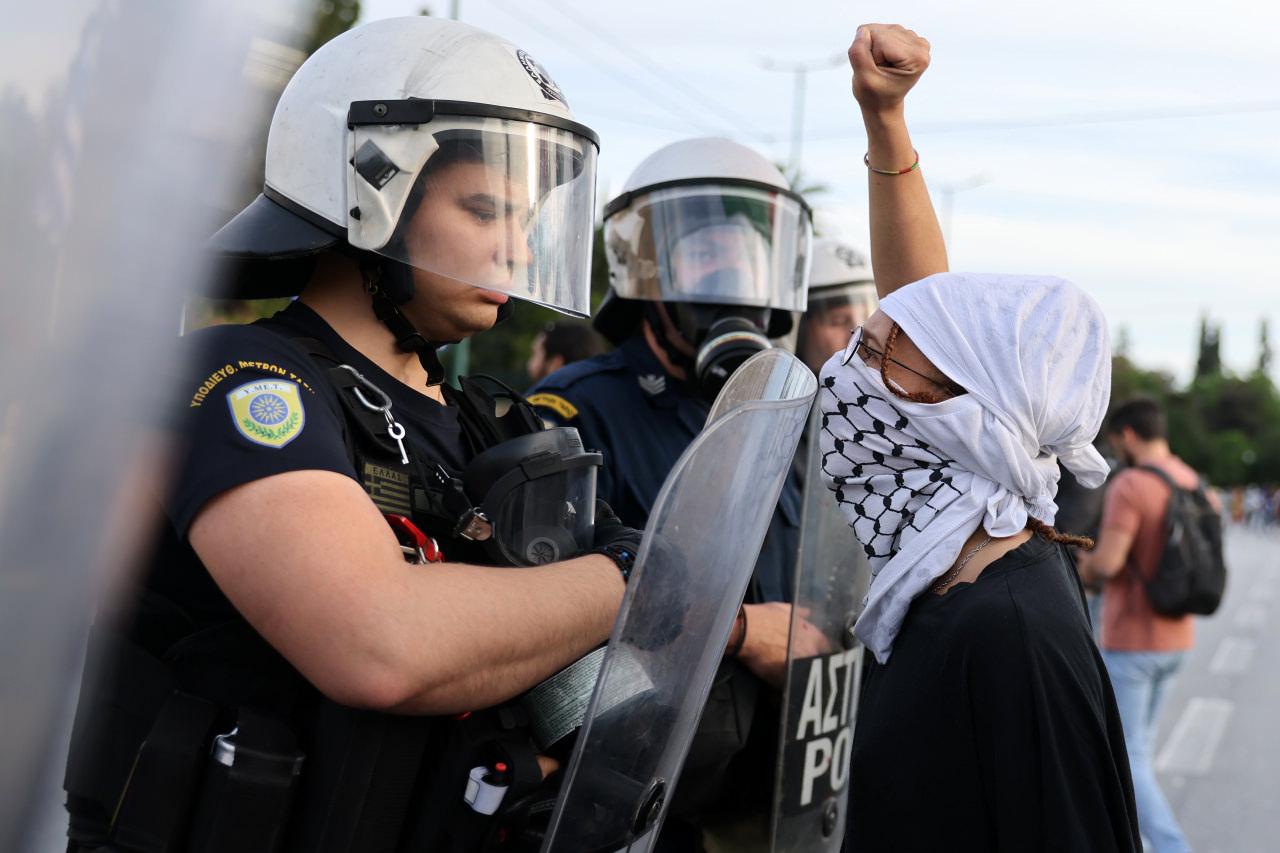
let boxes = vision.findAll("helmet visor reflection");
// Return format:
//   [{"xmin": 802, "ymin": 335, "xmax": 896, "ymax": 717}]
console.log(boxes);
[{"xmin": 347, "ymin": 115, "xmax": 598, "ymax": 317}]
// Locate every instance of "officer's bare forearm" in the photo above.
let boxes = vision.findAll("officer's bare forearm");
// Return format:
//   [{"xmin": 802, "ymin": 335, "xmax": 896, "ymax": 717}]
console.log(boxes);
[
  {"xmin": 382, "ymin": 555, "xmax": 625, "ymax": 715},
  {"xmin": 190, "ymin": 471, "xmax": 623, "ymax": 717},
  {"xmin": 864, "ymin": 108, "xmax": 947, "ymax": 296}
]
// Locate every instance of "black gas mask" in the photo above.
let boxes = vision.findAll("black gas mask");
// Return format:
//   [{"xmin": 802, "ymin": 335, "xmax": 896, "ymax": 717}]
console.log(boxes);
[
  {"xmin": 646, "ymin": 301, "xmax": 777, "ymax": 403},
  {"xmin": 461, "ymin": 428, "xmax": 602, "ymax": 566}
]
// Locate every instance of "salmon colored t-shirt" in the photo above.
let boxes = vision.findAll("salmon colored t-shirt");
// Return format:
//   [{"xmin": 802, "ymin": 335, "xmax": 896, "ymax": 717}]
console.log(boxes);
[{"xmin": 1099, "ymin": 456, "xmax": 1200, "ymax": 652}]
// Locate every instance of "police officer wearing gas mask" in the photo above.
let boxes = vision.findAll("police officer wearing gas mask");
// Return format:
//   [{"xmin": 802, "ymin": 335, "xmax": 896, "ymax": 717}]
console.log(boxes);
[
  {"xmin": 528, "ymin": 137, "xmax": 812, "ymax": 843},
  {"xmin": 63, "ymin": 17, "xmax": 644, "ymax": 853}
]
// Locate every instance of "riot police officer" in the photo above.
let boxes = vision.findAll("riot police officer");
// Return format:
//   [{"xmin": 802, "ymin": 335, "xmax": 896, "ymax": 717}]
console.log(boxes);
[
  {"xmin": 63, "ymin": 16, "xmax": 642, "ymax": 853},
  {"xmin": 527, "ymin": 137, "xmax": 813, "ymax": 845},
  {"xmin": 795, "ymin": 238, "xmax": 879, "ymax": 374}
]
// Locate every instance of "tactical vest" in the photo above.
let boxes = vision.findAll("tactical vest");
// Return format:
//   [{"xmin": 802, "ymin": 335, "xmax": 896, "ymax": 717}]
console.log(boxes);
[{"xmin": 64, "ymin": 329, "xmax": 555, "ymax": 853}]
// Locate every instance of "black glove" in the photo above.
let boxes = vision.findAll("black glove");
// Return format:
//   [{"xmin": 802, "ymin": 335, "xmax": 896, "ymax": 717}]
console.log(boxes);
[{"xmin": 591, "ymin": 499, "xmax": 644, "ymax": 582}]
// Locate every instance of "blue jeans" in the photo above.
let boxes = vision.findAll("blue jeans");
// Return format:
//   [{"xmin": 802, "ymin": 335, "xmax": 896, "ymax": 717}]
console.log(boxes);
[{"xmin": 1102, "ymin": 650, "xmax": 1191, "ymax": 853}]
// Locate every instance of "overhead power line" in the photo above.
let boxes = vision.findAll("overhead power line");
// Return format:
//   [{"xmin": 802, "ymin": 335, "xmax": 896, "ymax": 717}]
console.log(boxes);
[
  {"xmin": 482, "ymin": 0, "xmax": 732, "ymax": 136},
  {"xmin": 530, "ymin": 0, "xmax": 759, "ymax": 134}
]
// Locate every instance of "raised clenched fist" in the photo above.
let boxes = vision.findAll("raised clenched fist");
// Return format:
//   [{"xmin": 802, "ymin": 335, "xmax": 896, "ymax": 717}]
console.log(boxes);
[{"xmin": 848, "ymin": 24, "xmax": 931, "ymax": 115}]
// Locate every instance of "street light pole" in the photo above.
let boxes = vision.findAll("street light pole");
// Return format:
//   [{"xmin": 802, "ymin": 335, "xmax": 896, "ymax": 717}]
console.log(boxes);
[
  {"xmin": 936, "ymin": 174, "xmax": 990, "ymax": 252},
  {"xmin": 757, "ymin": 55, "xmax": 844, "ymax": 173}
]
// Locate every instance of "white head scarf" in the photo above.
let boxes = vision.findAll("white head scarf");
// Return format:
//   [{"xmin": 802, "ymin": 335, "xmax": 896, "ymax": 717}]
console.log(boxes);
[{"xmin": 818, "ymin": 272, "xmax": 1111, "ymax": 663}]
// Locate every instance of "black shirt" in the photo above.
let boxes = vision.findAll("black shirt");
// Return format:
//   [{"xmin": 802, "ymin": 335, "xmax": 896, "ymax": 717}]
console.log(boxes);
[
  {"xmin": 144, "ymin": 301, "xmax": 468, "ymax": 635},
  {"xmin": 846, "ymin": 535, "xmax": 1140, "ymax": 852}
]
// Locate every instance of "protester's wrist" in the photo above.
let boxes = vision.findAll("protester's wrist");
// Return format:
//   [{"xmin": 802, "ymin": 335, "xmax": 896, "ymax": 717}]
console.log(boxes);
[{"xmin": 858, "ymin": 101, "xmax": 908, "ymax": 127}]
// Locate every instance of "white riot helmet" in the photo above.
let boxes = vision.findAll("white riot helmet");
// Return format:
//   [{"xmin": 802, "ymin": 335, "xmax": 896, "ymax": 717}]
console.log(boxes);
[
  {"xmin": 596, "ymin": 138, "xmax": 812, "ymax": 399},
  {"xmin": 797, "ymin": 238, "xmax": 879, "ymax": 373},
  {"xmin": 210, "ymin": 17, "xmax": 599, "ymax": 329}
]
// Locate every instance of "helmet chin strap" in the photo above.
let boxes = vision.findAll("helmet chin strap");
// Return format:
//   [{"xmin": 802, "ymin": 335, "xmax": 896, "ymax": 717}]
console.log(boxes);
[
  {"xmin": 643, "ymin": 302, "xmax": 696, "ymax": 374},
  {"xmin": 360, "ymin": 256, "xmax": 447, "ymax": 387}
]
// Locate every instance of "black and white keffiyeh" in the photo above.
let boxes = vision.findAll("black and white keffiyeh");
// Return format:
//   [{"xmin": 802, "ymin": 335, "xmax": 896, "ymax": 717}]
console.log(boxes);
[{"xmin": 819, "ymin": 273, "xmax": 1112, "ymax": 663}]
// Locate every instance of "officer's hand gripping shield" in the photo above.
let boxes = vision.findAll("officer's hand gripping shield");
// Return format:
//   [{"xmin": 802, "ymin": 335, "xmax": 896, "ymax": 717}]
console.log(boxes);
[
  {"xmin": 540, "ymin": 349, "xmax": 817, "ymax": 853},
  {"xmin": 768, "ymin": 406, "xmax": 873, "ymax": 852}
]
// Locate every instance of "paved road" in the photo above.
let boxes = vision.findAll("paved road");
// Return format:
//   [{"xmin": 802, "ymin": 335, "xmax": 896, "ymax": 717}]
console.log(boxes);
[{"xmin": 1150, "ymin": 524, "xmax": 1280, "ymax": 852}]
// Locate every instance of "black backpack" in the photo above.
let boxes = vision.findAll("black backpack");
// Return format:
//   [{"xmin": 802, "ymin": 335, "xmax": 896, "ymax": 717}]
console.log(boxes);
[{"xmin": 1131, "ymin": 465, "xmax": 1227, "ymax": 617}]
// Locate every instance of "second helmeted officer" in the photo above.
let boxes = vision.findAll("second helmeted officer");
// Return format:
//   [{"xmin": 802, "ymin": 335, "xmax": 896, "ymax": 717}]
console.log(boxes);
[{"xmin": 528, "ymin": 137, "xmax": 813, "ymax": 845}]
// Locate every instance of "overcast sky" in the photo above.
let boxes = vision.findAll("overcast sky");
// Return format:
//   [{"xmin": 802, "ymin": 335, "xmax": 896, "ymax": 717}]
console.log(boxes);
[{"xmin": 361, "ymin": 0, "xmax": 1280, "ymax": 384}]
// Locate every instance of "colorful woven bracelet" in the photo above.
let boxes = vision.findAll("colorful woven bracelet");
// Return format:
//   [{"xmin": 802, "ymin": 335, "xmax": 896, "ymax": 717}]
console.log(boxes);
[{"xmin": 864, "ymin": 149, "xmax": 920, "ymax": 176}]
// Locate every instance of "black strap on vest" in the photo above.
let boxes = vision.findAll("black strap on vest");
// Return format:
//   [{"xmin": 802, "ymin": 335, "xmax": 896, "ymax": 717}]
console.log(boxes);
[
  {"xmin": 280, "ymin": 334, "xmax": 478, "ymax": 538},
  {"xmin": 278, "ymin": 331, "xmax": 544, "ymax": 541},
  {"xmin": 360, "ymin": 257, "xmax": 449, "ymax": 386}
]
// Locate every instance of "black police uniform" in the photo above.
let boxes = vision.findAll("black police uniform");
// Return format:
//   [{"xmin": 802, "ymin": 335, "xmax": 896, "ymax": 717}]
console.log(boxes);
[
  {"xmin": 526, "ymin": 334, "xmax": 801, "ymax": 838},
  {"xmin": 64, "ymin": 301, "xmax": 549, "ymax": 853}
]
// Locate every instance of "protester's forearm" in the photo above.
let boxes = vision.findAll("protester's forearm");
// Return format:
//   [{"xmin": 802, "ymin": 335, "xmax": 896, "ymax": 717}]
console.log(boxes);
[{"xmin": 864, "ymin": 107, "xmax": 947, "ymax": 296}]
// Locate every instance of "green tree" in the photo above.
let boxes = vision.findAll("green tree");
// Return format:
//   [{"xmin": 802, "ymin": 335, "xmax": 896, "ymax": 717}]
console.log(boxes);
[
  {"xmin": 1194, "ymin": 314, "xmax": 1221, "ymax": 378},
  {"xmin": 1107, "ymin": 325, "xmax": 1280, "ymax": 487},
  {"xmin": 1114, "ymin": 325, "xmax": 1132, "ymax": 359},
  {"xmin": 1109, "ymin": 353, "xmax": 1174, "ymax": 404},
  {"xmin": 305, "ymin": 1, "xmax": 361, "ymax": 55},
  {"xmin": 777, "ymin": 162, "xmax": 832, "ymax": 202},
  {"xmin": 1258, "ymin": 317, "xmax": 1273, "ymax": 376},
  {"xmin": 192, "ymin": 1, "xmax": 362, "ymax": 331}
]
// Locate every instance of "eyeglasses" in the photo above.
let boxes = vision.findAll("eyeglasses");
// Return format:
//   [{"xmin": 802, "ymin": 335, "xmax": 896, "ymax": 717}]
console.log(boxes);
[{"xmin": 843, "ymin": 326, "xmax": 967, "ymax": 400}]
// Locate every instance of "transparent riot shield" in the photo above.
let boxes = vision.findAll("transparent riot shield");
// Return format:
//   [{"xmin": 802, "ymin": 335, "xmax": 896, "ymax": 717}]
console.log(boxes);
[
  {"xmin": 769, "ymin": 404, "xmax": 873, "ymax": 852},
  {"xmin": 541, "ymin": 349, "xmax": 817, "ymax": 853},
  {"xmin": 0, "ymin": 3, "xmax": 313, "ymax": 850}
]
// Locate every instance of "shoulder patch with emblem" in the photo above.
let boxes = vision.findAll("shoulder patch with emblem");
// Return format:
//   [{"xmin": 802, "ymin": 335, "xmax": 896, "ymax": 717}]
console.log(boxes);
[
  {"xmin": 527, "ymin": 392, "xmax": 578, "ymax": 421},
  {"xmin": 226, "ymin": 379, "xmax": 305, "ymax": 448}
]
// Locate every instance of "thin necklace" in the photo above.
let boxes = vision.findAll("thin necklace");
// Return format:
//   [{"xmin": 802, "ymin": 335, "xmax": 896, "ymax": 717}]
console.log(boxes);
[{"xmin": 933, "ymin": 535, "xmax": 994, "ymax": 594}]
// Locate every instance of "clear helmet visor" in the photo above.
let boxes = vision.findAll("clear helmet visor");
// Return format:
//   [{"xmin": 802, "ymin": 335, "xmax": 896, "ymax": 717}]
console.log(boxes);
[
  {"xmin": 491, "ymin": 467, "xmax": 597, "ymax": 566},
  {"xmin": 347, "ymin": 115, "xmax": 598, "ymax": 316},
  {"xmin": 796, "ymin": 280, "xmax": 880, "ymax": 370},
  {"xmin": 806, "ymin": 281, "xmax": 879, "ymax": 329},
  {"xmin": 604, "ymin": 184, "xmax": 812, "ymax": 312}
]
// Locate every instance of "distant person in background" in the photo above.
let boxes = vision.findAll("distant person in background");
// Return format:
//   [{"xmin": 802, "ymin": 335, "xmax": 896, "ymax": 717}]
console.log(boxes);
[
  {"xmin": 1243, "ymin": 484, "xmax": 1266, "ymax": 528},
  {"xmin": 525, "ymin": 319, "xmax": 607, "ymax": 385},
  {"xmin": 1077, "ymin": 397, "xmax": 1205, "ymax": 853},
  {"xmin": 1229, "ymin": 487, "xmax": 1245, "ymax": 523}
]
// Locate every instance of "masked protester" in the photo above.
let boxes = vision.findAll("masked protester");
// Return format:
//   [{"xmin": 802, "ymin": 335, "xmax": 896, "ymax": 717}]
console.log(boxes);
[
  {"xmin": 816, "ymin": 23, "xmax": 1141, "ymax": 852},
  {"xmin": 61, "ymin": 17, "xmax": 646, "ymax": 853},
  {"xmin": 527, "ymin": 137, "xmax": 812, "ymax": 846}
]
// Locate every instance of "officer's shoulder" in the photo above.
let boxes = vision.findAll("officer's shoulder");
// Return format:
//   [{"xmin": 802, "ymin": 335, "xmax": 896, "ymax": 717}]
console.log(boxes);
[
  {"xmin": 179, "ymin": 322, "xmax": 328, "ymax": 406},
  {"xmin": 525, "ymin": 351, "xmax": 630, "ymax": 424},
  {"xmin": 530, "ymin": 349, "xmax": 631, "ymax": 395}
]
